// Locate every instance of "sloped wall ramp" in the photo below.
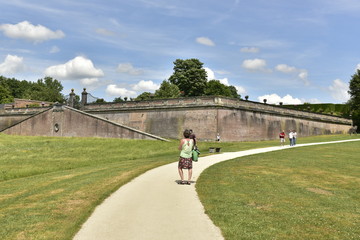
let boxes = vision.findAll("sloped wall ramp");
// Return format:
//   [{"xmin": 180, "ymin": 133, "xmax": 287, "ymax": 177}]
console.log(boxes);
[{"xmin": 1, "ymin": 104, "xmax": 167, "ymax": 141}]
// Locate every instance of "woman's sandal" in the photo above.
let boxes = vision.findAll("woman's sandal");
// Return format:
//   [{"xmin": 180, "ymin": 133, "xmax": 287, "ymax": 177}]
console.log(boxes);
[
  {"xmin": 178, "ymin": 180, "xmax": 185, "ymax": 185},
  {"xmin": 186, "ymin": 181, "xmax": 191, "ymax": 185}
]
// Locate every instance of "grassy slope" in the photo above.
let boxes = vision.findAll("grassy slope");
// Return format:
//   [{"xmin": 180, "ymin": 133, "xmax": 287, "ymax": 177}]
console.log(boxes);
[
  {"xmin": 0, "ymin": 134, "xmax": 359, "ymax": 239},
  {"xmin": 197, "ymin": 141, "xmax": 360, "ymax": 240}
]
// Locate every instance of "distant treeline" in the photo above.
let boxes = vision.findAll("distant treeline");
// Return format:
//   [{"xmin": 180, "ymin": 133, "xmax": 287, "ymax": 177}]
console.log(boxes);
[
  {"xmin": 282, "ymin": 103, "xmax": 351, "ymax": 118},
  {"xmin": 0, "ymin": 76, "xmax": 64, "ymax": 104}
]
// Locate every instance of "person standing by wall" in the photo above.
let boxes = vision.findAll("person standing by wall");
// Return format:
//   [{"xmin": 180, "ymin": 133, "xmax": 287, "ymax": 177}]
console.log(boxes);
[
  {"xmin": 289, "ymin": 130, "xmax": 294, "ymax": 146},
  {"xmin": 279, "ymin": 130, "xmax": 285, "ymax": 146},
  {"xmin": 178, "ymin": 129, "xmax": 194, "ymax": 185},
  {"xmin": 216, "ymin": 133, "xmax": 220, "ymax": 141},
  {"xmin": 293, "ymin": 130, "xmax": 297, "ymax": 146}
]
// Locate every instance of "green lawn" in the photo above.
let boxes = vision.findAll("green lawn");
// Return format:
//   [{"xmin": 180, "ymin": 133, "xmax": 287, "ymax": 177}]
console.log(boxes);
[
  {"xmin": 0, "ymin": 133, "xmax": 359, "ymax": 239},
  {"xmin": 197, "ymin": 141, "xmax": 360, "ymax": 240}
]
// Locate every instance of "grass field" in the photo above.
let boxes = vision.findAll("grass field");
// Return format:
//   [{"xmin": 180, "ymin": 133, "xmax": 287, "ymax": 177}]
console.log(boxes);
[
  {"xmin": 0, "ymin": 133, "xmax": 359, "ymax": 239},
  {"xmin": 197, "ymin": 141, "xmax": 360, "ymax": 240}
]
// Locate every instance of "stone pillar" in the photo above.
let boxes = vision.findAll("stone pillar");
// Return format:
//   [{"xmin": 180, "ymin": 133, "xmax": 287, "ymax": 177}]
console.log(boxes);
[
  {"xmin": 69, "ymin": 89, "xmax": 75, "ymax": 108},
  {"xmin": 81, "ymin": 88, "xmax": 88, "ymax": 110}
]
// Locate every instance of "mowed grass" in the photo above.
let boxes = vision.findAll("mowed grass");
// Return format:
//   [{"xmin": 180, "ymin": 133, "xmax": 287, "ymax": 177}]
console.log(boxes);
[
  {"xmin": 0, "ymin": 133, "xmax": 359, "ymax": 239},
  {"xmin": 197, "ymin": 141, "xmax": 360, "ymax": 240}
]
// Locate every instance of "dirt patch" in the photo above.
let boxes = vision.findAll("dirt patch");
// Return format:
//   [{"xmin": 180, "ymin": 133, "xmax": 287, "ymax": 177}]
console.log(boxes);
[{"xmin": 306, "ymin": 187, "xmax": 333, "ymax": 195}]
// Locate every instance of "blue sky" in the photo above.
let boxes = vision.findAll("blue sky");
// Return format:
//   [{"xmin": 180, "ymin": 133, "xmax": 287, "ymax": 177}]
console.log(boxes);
[{"xmin": 1, "ymin": 0, "xmax": 359, "ymax": 104}]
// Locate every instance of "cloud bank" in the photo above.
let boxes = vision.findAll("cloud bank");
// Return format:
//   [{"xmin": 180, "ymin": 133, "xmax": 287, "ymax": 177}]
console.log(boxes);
[
  {"xmin": 44, "ymin": 56, "xmax": 104, "ymax": 85},
  {"xmin": 0, "ymin": 21, "xmax": 65, "ymax": 43}
]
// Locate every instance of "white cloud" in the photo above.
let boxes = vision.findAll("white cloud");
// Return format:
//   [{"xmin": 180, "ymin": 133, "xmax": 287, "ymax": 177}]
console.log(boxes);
[
  {"xmin": 205, "ymin": 67, "xmax": 246, "ymax": 95},
  {"xmin": 257, "ymin": 93, "xmax": 302, "ymax": 105},
  {"xmin": 328, "ymin": 79, "xmax": 350, "ymax": 102},
  {"xmin": 81, "ymin": 78, "xmax": 99, "ymax": 85},
  {"xmin": 0, "ymin": 54, "xmax": 25, "ymax": 74},
  {"xmin": 95, "ymin": 28, "xmax": 116, "ymax": 36},
  {"xmin": 117, "ymin": 63, "xmax": 144, "ymax": 75},
  {"xmin": 242, "ymin": 58, "xmax": 270, "ymax": 72},
  {"xmin": 204, "ymin": 67, "xmax": 215, "ymax": 80},
  {"xmin": 132, "ymin": 80, "xmax": 159, "ymax": 92},
  {"xmin": 235, "ymin": 86, "xmax": 247, "ymax": 95},
  {"xmin": 0, "ymin": 21, "xmax": 65, "ymax": 43},
  {"xmin": 49, "ymin": 46, "xmax": 60, "ymax": 54},
  {"xmin": 44, "ymin": 56, "xmax": 104, "ymax": 81},
  {"xmin": 298, "ymin": 70, "xmax": 310, "ymax": 86},
  {"xmin": 196, "ymin": 37, "xmax": 215, "ymax": 46},
  {"xmin": 240, "ymin": 47, "xmax": 259, "ymax": 53},
  {"xmin": 356, "ymin": 63, "xmax": 360, "ymax": 71},
  {"xmin": 219, "ymin": 78, "xmax": 229, "ymax": 85},
  {"xmin": 275, "ymin": 64, "xmax": 297, "ymax": 73},
  {"xmin": 275, "ymin": 64, "xmax": 310, "ymax": 86},
  {"xmin": 106, "ymin": 84, "xmax": 137, "ymax": 97}
]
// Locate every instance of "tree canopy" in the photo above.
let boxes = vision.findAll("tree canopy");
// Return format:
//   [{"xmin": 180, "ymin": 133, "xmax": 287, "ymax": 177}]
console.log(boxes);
[
  {"xmin": 154, "ymin": 80, "xmax": 180, "ymax": 99},
  {"xmin": 348, "ymin": 69, "xmax": 360, "ymax": 130},
  {"xmin": 0, "ymin": 76, "xmax": 65, "ymax": 104},
  {"xmin": 168, "ymin": 59, "xmax": 208, "ymax": 97},
  {"xmin": 204, "ymin": 80, "xmax": 240, "ymax": 98}
]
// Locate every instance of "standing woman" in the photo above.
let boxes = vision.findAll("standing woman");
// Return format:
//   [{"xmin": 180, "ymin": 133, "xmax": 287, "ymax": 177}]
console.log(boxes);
[{"xmin": 178, "ymin": 129, "xmax": 194, "ymax": 185}]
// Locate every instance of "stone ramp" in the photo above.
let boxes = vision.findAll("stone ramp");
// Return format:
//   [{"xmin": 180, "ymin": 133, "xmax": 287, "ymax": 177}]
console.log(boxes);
[
  {"xmin": 73, "ymin": 139, "xmax": 360, "ymax": 240},
  {"xmin": 1, "ymin": 104, "xmax": 167, "ymax": 141}
]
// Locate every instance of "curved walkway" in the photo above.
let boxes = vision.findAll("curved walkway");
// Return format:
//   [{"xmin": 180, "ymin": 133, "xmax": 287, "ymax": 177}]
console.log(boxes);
[{"xmin": 74, "ymin": 139, "xmax": 360, "ymax": 240}]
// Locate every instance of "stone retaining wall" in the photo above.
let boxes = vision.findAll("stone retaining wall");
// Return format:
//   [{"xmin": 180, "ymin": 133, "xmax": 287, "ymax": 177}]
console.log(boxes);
[{"xmin": 84, "ymin": 96, "xmax": 352, "ymax": 141}]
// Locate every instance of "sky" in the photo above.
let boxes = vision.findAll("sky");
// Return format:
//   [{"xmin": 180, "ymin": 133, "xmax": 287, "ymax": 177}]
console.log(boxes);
[{"xmin": 1, "ymin": 0, "xmax": 360, "ymax": 104}]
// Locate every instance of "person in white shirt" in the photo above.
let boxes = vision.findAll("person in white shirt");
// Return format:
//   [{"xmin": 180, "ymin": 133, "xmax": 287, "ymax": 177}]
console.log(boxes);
[
  {"xmin": 292, "ymin": 130, "xmax": 297, "ymax": 146},
  {"xmin": 288, "ymin": 130, "xmax": 294, "ymax": 146}
]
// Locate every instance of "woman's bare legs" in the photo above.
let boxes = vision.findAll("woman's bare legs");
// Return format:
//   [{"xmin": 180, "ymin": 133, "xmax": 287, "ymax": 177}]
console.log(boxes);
[
  {"xmin": 188, "ymin": 169, "xmax": 192, "ymax": 182},
  {"xmin": 178, "ymin": 168, "xmax": 184, "ymax": 182}
]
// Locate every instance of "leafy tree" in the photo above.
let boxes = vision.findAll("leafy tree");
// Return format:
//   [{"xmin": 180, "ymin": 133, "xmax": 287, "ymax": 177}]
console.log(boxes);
[
  {"xmin": 168, "ymin": 59, "xmax": 207, "ymax": 97},
  {"xmin": 155, "ymin": 80, "xmax": 180, "ymax": 99},
  {"xmin": 204, "ymin": 80, "xmax": 240, "ymax": 99},
  {"xmin": 0, "ymin": 84, "xmax": 13, "ymax": 103},
  {"xmin": 135, "ymin": 92, "xmax": 153, "ymax": 101},
  {"xmin": 228, "ymin": 85, "xmax": 241, "ymax": 99},
  {"xmin": 23, "ymin": 77, "xmax": 64, "ymax": 102},
  {"xmin": 95, "ymin": 98, "xmax": 106, "ymax": 103},
  {"xmin": 113, "ymin": 97, "xmax": 124, "ymax": 103},
  {"xmin": 204, "ymin": 80, "xmax": 232, "ymax": 96},
  {"xmin": 348, "ymin": 69, "xmax": 360, "ymax": 130}
]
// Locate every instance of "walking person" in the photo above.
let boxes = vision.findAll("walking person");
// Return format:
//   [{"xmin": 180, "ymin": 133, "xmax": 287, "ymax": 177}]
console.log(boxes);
[
  {"xmin": 178, "ymin": 129, "xmax": 194, "ymax": 185},
  {"xmin": 293, "ymin": 130, "xmax": 297, "ymax": 146},
  {"xmin": 216, "ymin": 133, "xmax": 220, "ymax": 142},
  {"xmin": 289, "ymin": 130, "xmax": 294, "ymax": 146},
  {"xmin": 279, "ymin": 130, "xmax": 285, "ymax": 146}
]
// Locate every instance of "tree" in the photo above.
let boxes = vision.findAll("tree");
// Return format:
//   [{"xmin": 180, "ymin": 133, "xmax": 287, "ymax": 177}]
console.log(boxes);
[
  {"xmin": 0, "ymin": 84, "xmax": 13, "ymax": 103},
  {"xmin": 113, "ymin": 97, "xmax": 124, "ymax": 103},
  {"xmin": 135, "ymin": 92, "xmax": 153, "ymax": 101},
  {"xmin": 23, "ymin": 77, "xmax": 64, "ymax": 102},
  {"xmin": 204, "ymin": 80, "xmax": 232, "ymax": 96},
  {"xmin": 348, "ymin": 69, "xmax": 360, "ymax": 130},
  {"xmin": 204, "ymin": 80, "xmax": 240, "ymax": 99},
  {"xmin": 154, "ymin": 80, "xmax": 180, "ymax": 99},
  {"xmin": 228, "ymin": 85, "xmax": 241, "ymax": 99},
  {"xmin": 168, "ymin": 59, "xmax": 207, "ymax": 97}
]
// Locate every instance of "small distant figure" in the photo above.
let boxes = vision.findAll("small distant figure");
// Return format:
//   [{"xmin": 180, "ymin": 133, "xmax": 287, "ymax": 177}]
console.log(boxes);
[
  {"xmin": 216, "ymin": 133, "xmax": 220, "ymax": 141},
  {"xmin": 288, "ymin": 130, "xmax": 294, "ymax": 146},
  {"xmin": 279, "ymin": 130, "xmax": 285, "ymax": 146},
  {"xmin": 292, "ymin": 130, "xmax": 297, "ymax": 146}
]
